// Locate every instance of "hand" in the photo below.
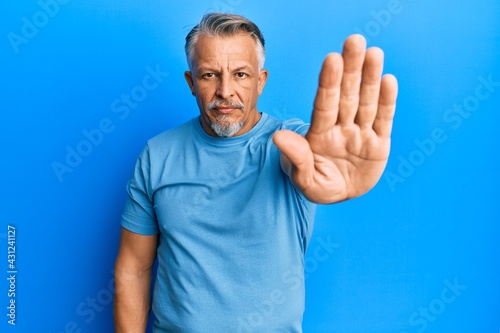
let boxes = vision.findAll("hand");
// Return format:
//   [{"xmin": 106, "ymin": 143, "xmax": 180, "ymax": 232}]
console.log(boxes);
[{"xmin": 273, "ymin": 34, "xmax": 398, "ymax": 204}]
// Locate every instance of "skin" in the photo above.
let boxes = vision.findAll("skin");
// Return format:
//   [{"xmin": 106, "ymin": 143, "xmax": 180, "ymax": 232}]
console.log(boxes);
[
  {"xmin": 273, "ymin": 34, "xmax": 398, "ymax": 203},
  {"xmin": 114, "ymin": 229, "xmax": 158, "ymax": 332},
  {"xmin": 184, "ymin": 33, "xmax": 269, "ymax": 137},
  {"xmin": 114, "ymin": 33, "xmax": 398, "ymax": 331}
]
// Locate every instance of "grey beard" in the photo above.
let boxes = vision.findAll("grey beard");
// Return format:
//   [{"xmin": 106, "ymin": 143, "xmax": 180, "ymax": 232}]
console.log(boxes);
[
  {"xmin": 206, "ymin": 99, "xmax": 246, "ymax": 137},
  {"xmin": 210, "ymin": 115, "xmax": 244, "ymax": 137}
]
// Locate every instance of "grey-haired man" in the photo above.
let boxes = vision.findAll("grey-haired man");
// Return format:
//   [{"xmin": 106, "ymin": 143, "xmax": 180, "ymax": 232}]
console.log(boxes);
[{"xmin": 114, "ymin": 12, "xmax": 397, "ymax": 332}]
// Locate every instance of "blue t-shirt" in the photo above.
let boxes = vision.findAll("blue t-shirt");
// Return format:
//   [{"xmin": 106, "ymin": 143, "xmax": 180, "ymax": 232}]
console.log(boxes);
[{"xmin": 122, "ymin": 113, "xmax": 316, "ymax": 332}]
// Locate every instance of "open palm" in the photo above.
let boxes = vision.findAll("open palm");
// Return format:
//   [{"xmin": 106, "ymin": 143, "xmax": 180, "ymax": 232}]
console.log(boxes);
[{"xmin": 273, "ymin": 34, "xmax": 398, "ymax": 204}]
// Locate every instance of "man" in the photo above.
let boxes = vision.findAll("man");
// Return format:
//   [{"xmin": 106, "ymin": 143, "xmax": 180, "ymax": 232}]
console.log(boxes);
[{"xmin": 114, "ymin": 12, "xmax": 397, "ymax": 332}]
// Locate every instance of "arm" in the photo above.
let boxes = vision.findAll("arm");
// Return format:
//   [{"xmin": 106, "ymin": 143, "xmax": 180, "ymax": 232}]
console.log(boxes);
[
  {"xmin": 274, "ymin": 34, "xmax": 398, "ymax": 204},
  {"xmin": 114, "ymin": 227, "xmax": 158, "ymax": 333}
]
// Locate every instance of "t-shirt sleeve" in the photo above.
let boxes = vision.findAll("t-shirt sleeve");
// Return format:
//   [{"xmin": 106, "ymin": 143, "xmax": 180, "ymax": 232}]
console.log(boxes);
[
  {"xmin": 282, "ymin": 117, "xmax": 310, "ymax": 136},
  {"xmin": 121, "ymin": 144, "xmax": 159, "ymax": 235}
]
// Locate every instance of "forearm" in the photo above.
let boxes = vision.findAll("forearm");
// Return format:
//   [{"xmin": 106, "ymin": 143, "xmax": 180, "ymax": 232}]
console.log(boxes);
[{"xmin": 113, "ymin": 266, "xmax": 153, "ymax": 333}]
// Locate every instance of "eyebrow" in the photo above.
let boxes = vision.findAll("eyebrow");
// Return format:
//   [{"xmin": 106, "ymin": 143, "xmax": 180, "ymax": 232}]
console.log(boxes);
[
  {"xmin": 233, "ymin": 66, "xmax": 254, "ymax": 73},
  {"xmin": 196, "ymin": 65, "xmax": 254, "ymax": 73}
]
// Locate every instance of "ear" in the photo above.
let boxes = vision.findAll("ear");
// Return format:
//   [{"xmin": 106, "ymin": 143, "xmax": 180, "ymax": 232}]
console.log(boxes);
[
  {"xmin": 184, "ymin": 71, "xmax": 196, "ymax": 96},
  {"xmin": 258, "ymin": 69, "xmax": 268, "ymax": 96}
]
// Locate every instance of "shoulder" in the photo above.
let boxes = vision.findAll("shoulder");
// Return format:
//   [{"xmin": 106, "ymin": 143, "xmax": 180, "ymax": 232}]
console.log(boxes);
[
  {"xmin": 263, "ymin": 113, "xmax": 310, "ymax": 136},
  {"xmin": 133, "ymin": 118, "xmax": 197, "ymax": 167},
  {"xmin": 147, "ymin": 118, "xmax": 196, "ymax": 149}
]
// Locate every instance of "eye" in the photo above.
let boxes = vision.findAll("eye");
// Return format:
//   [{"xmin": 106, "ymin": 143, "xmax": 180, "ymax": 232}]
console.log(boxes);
[
  {"xmin": 236, "ymin": 72, "xmax": 248, "ymax": 78},
  {"xmin": 202, "ymin": 73, "xmax": 216, "ymax": 79}
]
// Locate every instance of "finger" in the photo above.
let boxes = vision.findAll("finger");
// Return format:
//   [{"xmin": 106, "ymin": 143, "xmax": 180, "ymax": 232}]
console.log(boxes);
[
  {"xmin": 337, "ymin": 34, "xmax": 367, "ymax": 125},
  {"xmin": 373, "ymin": 74, "xmax": 398, "ymax": 138},
  {"xmin": 272, "ymin": 129, "xmax": 314, "ymax": 177},
  {"xmin": 355, "ymin": 47, "xmax": 384, "ymax": 129},
  {"xmin": 309, "ymin": 52, "xmax": 343, "ymax": 135}
]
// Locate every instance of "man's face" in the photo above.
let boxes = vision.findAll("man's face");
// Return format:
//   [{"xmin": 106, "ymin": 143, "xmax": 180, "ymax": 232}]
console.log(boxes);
[{"xmin": 185, "ymin": 33, "xmax": 268, "ymax": 137}]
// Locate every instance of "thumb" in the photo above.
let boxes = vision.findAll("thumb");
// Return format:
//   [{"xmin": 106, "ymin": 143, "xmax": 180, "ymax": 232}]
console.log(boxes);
[{"xmin": 272, "ymin": 129, "xmax": 314, "ymax": 176}]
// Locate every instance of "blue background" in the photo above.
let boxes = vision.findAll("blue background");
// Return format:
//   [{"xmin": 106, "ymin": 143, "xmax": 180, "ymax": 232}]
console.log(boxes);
[{"xmin": 1, "ymin": 0, "xmax": 499, "ymax": 332}]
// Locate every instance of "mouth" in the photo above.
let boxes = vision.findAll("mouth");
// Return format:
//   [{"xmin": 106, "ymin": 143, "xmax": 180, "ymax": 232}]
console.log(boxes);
[
  {"xmin": 214, "ymin": 106, "xmax": 237, "ymax": 114},
  {"xmin": 207, "ymin": 100, "xmax": 245, "ymax": 115}
]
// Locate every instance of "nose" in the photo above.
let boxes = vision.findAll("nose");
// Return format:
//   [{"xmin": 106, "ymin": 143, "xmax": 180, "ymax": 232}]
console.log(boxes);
[{"xmin": 216, "ymin": 74, "xmax": 235, "ymax": 99}]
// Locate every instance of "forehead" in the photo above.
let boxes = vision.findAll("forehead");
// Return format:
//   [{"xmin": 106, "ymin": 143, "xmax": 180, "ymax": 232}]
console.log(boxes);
[{"xmin": 192, "ymin": 33, "xmax": 259, "ymax": 68}]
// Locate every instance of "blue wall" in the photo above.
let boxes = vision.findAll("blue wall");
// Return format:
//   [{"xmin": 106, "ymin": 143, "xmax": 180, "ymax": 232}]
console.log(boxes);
[{"xmin": 2, "ymin": 0, "xmax": 499, "ymax": 332}]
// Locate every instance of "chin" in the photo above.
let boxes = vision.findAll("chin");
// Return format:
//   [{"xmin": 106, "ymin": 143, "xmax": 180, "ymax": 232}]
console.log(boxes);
[{"xmin": 210, "ymin": 119, "xmax": 245, "ymax": 137}]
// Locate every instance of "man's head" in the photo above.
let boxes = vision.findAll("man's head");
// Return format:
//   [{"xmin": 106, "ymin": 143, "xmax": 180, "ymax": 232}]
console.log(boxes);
[{"xmin": 184, "ymin": 13, "xmax": 268, "ymax": 137}]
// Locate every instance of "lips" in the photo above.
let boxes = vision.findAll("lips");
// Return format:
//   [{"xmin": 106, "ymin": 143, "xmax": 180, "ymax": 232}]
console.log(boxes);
[
  {"xmin": 215, "ymin": 106, "xmax": 237, "ymax": 114},
  {"xmin": 207, "ymin": 99, "xmax": 245, "ymax": 114}
]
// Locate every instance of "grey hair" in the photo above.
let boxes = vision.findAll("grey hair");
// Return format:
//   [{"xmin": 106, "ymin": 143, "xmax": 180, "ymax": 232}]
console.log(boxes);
[{"xmin": 185, "ymin": 13, "xmax": 266, "ymax": 70}]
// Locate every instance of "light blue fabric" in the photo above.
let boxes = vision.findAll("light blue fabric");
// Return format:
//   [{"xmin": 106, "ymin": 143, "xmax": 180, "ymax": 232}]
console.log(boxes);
[{"xmin": 121, "ymin": 113, "xmax": 316, "ymax": 332}]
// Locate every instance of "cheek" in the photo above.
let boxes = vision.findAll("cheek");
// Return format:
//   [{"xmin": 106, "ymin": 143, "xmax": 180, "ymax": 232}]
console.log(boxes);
[
  {"xmin": 237, "ymin": 84, "xmax": 257, "ymax": 101},
  {"xmin": 196, "ymin": 87, "xmax": 215, "ymax": 104}
]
